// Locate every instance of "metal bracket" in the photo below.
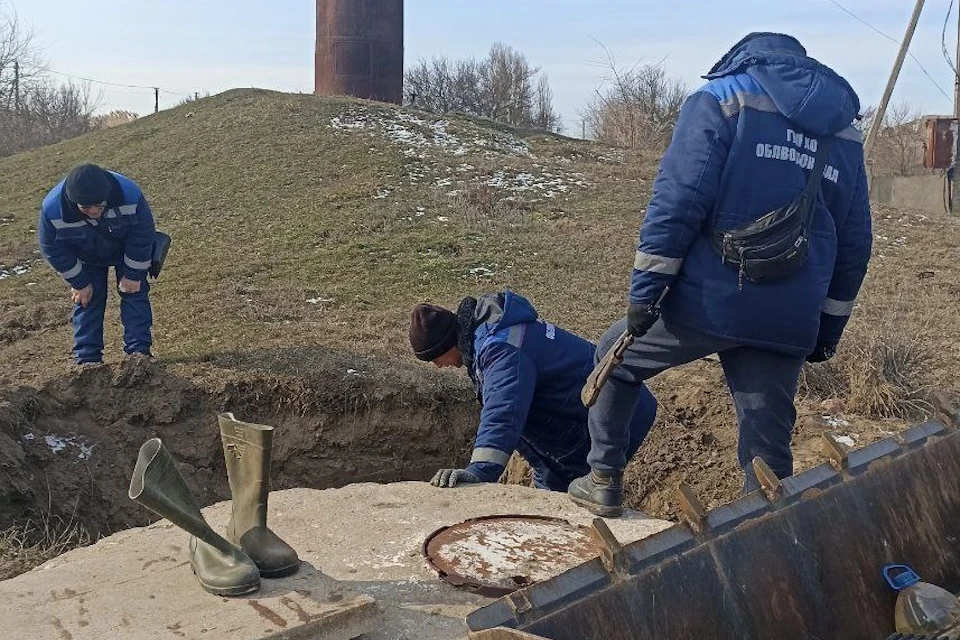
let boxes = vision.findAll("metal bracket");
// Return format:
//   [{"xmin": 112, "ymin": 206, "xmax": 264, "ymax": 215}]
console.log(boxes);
[
  {"xmin": 752, "ymin": 457, "xmax": 784, "ymax": 502},
  {"xmin": 677, "ymin": 482, "xmax": 708, "ymax": 535},
  {"xmin": 822, "ymin": 431, "xmax": 850, "ymax": 471},
  {"xmin": 506, "ymin": 588, "xmax": 534, "ymax": 615},
  {"xmin": 932, "ymin": 392, "xmax": 959, "ymax": 428},
  {"xmin": 590, "ymin": 518, "xmax": 627, "ymax": 576}
]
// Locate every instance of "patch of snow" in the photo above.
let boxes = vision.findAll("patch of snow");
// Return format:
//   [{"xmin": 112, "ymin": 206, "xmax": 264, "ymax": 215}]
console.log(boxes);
[
  {"xmin": 835, "ymin": 435, "xmax": 856, "ymax": 448},
  {"xmin": 306, "ymin": 297, "xmax": 334, "ymax": 305},
  {"xmin": 0, "ymin": 264, "xmax": 29, "ymax": 280},
  {"xmin": 43, "ymin": 433, "xmax": 94, "ymax": 460},
  {"xmin": 45, "ymin": 435, "xmax": 67, "ymax": 453},
  {"xmin": 469, "ymin": 266, "xmax": 495, "ymax": 279},
  {"xmin": 823, "ymin": 415, "xmax": 850, "ymax": 428}
]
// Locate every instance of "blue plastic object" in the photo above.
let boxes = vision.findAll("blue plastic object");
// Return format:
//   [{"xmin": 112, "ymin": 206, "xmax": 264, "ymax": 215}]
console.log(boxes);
[{"xmin": 885, "ymin": 564, "xmax": 922, "ymax": 591}]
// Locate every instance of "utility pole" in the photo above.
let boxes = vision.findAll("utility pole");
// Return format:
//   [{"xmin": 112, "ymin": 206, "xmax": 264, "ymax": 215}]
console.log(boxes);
[
  {"xmin": 864, "ymin": 0, "xmax": 926, "ymax": 161},
  {"xmin": 154, "ymin": 87, "xmax": 159, "ymax": 113},
  {"xmin": 13, "ymin": 60, "xmax": 19, "ymax": 112},
  {"xmin": 955, "ymin": 4, "xmax": 960, "ymax": 119}
]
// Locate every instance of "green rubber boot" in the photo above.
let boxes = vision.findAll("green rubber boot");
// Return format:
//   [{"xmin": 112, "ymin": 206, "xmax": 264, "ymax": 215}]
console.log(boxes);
[
  {"xmin": 218, "ymin": 412, "xmax": 300, "ymax": 578},
  {"xmin": 128, "ymin": 438, "xmax": 260, "ymax": 596}
]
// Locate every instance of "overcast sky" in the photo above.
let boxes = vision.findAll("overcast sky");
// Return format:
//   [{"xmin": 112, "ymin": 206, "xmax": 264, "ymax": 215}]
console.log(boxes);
[{"xmin": 12, "ymin": 0, "xmax": 960, "ymax": 135}]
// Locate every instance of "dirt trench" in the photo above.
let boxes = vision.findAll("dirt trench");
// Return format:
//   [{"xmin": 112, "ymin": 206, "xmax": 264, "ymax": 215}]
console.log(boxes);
[{"xmin": 0, "ymin": 356, "xmax": 478, "ymax": 538}]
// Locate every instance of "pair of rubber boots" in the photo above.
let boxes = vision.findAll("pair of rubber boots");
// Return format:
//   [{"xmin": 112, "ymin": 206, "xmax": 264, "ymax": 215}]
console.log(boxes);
[{"xmin": 128, "ymin": 412, "xmax": 300, "ymax": 596}]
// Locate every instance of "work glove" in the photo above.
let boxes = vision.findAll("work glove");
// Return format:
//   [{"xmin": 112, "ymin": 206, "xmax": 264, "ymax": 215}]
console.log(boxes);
[
  {"xmin": 430, "ymin": 468, "xmax": 481, "ymax": 488},
  {"xmin": 806, "ymin": 341, "xmax": 837, "ymax": 363},
  {"xmin": 627, "ymin": 302, "xmax": 659, "ymax": 338}
]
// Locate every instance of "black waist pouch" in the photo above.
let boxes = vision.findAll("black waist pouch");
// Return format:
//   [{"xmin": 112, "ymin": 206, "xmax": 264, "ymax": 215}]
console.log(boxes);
[
  {"xmin": 149, "ymin": 231, "xmax": 172, "ymax": 279},
  {"xmin": 713, "ymin": 138, "xmax": 832, "ymax": 288}
]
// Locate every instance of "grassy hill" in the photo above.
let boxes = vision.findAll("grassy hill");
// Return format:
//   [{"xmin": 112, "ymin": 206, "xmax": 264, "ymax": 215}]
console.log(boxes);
[
  {"xmin": 0, "ymin": 90, "xmax": 958, "ymax": 577},
  {"xmin": 0, "ymin": 89, "xmax": 653, "ymax": 370}
]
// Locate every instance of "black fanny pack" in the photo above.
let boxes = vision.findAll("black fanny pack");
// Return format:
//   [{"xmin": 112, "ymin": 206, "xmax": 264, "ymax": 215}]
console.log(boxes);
[
  {"xmin": 149, "ymin": 231, "xmax": 171, "ymax": 279},
  {"xmin": 713, "ymin": 138, "xmax": 832, "ymax": 288},
  {"xmin": 86, "ymin": 217, "xmax": 172, "ymax": 280}
]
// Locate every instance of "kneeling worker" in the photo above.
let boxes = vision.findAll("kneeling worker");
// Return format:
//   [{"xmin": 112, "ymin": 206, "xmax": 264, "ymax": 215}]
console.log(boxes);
[{"xmin": 409, "ymin": 290, "xmax": 657, "ymax": 493}]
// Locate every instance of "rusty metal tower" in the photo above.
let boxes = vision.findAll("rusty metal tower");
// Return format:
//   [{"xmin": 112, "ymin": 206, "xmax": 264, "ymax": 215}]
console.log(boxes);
[{"xmin": 315, "ymin": 0, "xmax": 404, "ymax": 104}]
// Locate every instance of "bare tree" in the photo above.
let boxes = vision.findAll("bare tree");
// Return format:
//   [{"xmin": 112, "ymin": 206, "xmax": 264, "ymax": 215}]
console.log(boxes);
[
  {"xmin": 403, "ymin": 43, "xmax": 561, "ymax": 132},
  {"xmin": 863, "ymin": 102, "xmax": 923, "ymax": 176},
  {"xmin": 0, "ymin": 3, "xmax": 100, "ymax": 157},
  {"xmin": 0, "ymin": 2, "xmax": 42, "ymax": 110},
  {"xmin": 581, "ymin": 45, "xmax": 688, "ymax": 150},
  {"xmin": 0, "ymin": 81, "xmax": 99, "ymax": 156},
  {"xmin": 533, "ymin": 75, "xmax": 561, "ymax": 132}
]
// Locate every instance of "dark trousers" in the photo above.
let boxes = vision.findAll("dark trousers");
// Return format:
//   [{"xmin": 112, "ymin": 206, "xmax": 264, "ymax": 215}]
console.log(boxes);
[
  {"xmin": 73, "ymin": 265, "xmax": 152, "ymax": 364},
  {"xmin": 518, "ymin": 392, "xmax": 654, "ymax": 493},
  {"xmin": 586, "ymin": 316, "xmax": 804, "ymax": 493}
]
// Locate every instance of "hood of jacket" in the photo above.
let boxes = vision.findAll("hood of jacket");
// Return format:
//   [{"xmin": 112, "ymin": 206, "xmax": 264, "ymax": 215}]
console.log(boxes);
[{"xmin": 704, "ymin": 32, "xmax": 860, "ymax": 135}]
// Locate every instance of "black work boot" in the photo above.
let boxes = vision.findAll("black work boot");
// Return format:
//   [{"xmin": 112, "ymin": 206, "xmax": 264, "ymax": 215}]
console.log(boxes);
[{"xmin": 568, "ymin": 469, "xmax": 624, "ymax": 518}]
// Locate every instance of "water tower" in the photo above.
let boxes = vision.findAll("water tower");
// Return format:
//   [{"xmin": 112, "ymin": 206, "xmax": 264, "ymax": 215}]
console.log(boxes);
[{"xmin": 315, "ymin": 0, "xmax": 404, "ymax": 104}]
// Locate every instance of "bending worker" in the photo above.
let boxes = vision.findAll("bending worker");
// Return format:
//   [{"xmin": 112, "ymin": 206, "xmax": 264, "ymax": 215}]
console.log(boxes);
[{"xmin": 409, "ymin": 290, "xmax": 658, "ymax": 492}]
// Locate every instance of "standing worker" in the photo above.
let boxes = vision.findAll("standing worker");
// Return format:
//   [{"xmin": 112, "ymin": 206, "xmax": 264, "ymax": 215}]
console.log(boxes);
[
  {"xmin": 39, "ymin": 164, "xmax": 158, "ymax": 364},
  {"xmin": 569, "ymin": 33, "xmax": 872, "ymax": 517}
]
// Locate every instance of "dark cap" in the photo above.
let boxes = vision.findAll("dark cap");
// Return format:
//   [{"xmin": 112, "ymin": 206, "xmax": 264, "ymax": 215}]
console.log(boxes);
[
  {"xmin": 409, "ymin": 304, "xmax": 458, "ymax": 361},
  {"xmin": 65, "ymin": 164, "xmax": 111, "ymax": 206}
]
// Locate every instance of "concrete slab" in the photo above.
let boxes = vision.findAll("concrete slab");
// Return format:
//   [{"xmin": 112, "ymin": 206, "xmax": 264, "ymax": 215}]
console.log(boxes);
[{"xmin": 0, "ymin": 482, "xmax": 671, "ymax": 640}]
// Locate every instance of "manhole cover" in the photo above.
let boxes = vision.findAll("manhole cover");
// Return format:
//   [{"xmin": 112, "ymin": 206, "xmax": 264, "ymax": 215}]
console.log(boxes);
[{"xmin": 422, "ymin": 514, "xmax": 603, "ymax": 597}]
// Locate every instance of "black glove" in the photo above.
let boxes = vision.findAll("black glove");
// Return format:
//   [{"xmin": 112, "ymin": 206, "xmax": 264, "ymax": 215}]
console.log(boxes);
[
  {"xmin": 627, "ymin": 302, "xmax": 659, "ymax": 338},
  {"xmin": 430, "ymin": 468, "xmax": 481, "ymax": 488},
  {"xmin": 806, "ymin": 341, "xmax": 837, "ymax": 363}
]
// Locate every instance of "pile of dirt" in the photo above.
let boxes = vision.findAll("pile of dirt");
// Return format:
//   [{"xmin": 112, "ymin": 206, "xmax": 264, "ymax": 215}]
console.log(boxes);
[{"xmin": 0, "ymin": 354, "xmax": 478, "ymax": 539}]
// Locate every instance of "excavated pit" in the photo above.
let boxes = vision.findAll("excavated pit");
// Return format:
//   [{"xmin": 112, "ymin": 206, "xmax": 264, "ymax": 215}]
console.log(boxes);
[{"xmin": 0, "ymin": 355, "xmax": 478, "ymax": 538}]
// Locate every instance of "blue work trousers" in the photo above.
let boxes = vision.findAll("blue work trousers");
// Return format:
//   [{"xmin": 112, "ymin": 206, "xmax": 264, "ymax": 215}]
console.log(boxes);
[
  {"xmin": 518, "ymin": 388, "xmax": 656, "ymax": 492},
  {"xmin": 586, "ymin": 316, "xmax": 804, "ymax": 494},
  {"xmin": 73, "ymin": 265, "xmax": 152, "ymax": 364}
]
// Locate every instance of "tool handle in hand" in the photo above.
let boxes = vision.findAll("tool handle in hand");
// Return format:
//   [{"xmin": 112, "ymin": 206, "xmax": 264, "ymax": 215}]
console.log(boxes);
[{"xmin": 581, "ymin": 331, "xmax": 634, "ymax": 407}]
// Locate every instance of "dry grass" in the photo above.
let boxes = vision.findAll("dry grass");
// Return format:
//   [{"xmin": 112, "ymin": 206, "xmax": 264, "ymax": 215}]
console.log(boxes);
[
  {"xmin": 0, "ymin": 513, "xmax": 90, "ymax": 580},
  {"xmin": 801, "ymin": 287, "xmax": 938, "ymax": 420}
]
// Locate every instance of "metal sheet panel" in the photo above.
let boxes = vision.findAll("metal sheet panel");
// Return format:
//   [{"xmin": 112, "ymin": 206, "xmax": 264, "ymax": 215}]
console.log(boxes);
[
  {"xmin": 315, "ymin": 0, "xmax": 404, "ymax": 104},
  {"xmin": 469, "ymin": 422, "xmax": 960, "ymax": 640},
  {"xmin": 924, "ymin": 118, "xmax": 957, "ymax": 169}
]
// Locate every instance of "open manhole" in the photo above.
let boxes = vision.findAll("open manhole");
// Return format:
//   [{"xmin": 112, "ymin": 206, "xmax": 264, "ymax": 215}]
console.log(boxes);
[{"xmin": 422, "ymin": 514, "xmax": 603, "ymax": 597}]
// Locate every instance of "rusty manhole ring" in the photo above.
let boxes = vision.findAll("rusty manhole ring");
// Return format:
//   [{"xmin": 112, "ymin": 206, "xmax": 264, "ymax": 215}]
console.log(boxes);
[{"xmin": 421, "ymin": 514, "xmax": 603, "ymax": 597}]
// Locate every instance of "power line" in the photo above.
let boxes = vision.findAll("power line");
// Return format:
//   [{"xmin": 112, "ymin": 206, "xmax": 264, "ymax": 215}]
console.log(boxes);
[
  {"xmin": 824, "ymin": 0, "xmax": 952, "ymax": 102},
  {"xmin": 942, "ymin": 0, "xmax": 958, "ymax": 77},
  {"xmin": 34, "ymin": 65, "xmax": 190, "ymax": 97}
]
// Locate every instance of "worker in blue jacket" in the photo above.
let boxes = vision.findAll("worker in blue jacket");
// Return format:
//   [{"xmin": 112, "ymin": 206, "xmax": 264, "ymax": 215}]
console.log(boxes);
[
  {"xmin": 39, "ymin": 164, "xmax": 156, "ymax": 364},
  {"xmin": 409, "ymin": 290, "xmax": 658, "ymax": 492},
  {"xmin": 569, "ymin": 33, "xmax": 873, "ymax": 516}
]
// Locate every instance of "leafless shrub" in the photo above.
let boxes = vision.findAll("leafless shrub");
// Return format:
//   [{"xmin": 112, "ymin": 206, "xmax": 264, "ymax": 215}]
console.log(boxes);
[
  {"xmin": 801, "ymin": 308, "xmax": 932, "ymax": 419},
  {"xmin": 581, "ymin": 44, "xmax": 689, "ymax": 151},
  {"xmin": 92, "ymin": 109, "xmax": 138, "ymax": 129}
]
